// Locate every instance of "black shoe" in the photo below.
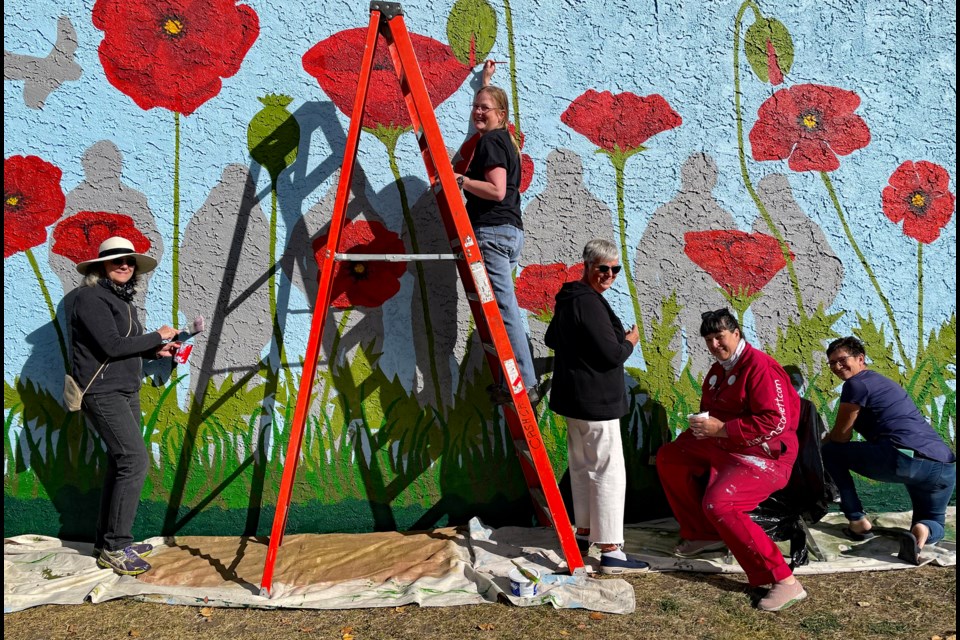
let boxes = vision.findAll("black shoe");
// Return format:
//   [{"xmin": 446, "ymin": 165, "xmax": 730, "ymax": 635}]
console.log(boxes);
[
  {"xmin": 527, "ymin": 386, "xmax": 542, "ymax": 408},
  {"xmin": 841, "ymin": 527, "xmax": 876, "ymax": 542},
  {"xmin": 576, "ymin": 536, "xmax": 591, "ymax": 555},
  {"xmin": 897, "ymin": 531, "xmax": 921, "ymax": 565},
  {"xmin": 486, "ymin": 384, "xmax": 512, "ymax": 405}
]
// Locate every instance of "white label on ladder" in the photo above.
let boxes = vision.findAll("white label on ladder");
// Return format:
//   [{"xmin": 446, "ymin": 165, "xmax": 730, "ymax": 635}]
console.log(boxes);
[
  {"xmin": 504, "ymin": 359, "xmax": 524, "ymax": 393},
  {"xmin": 464, "ymin": 234, "xmax": 475, "ymax": 248},
  {"xmin": 470, "ymin": 262, "xmax": 495, "ymax": 304}
]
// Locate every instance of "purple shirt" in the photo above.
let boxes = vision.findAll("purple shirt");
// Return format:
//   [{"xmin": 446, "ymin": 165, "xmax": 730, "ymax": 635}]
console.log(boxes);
[{"xmin": 841, "ymin": 369, "xmax": 955, "ymax": 463}]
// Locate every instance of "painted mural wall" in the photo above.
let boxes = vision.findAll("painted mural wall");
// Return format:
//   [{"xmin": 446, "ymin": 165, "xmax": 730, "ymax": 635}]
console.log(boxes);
[{"xmin": 4, "ymin": 0, "xmax": 956, "ymax": 540}]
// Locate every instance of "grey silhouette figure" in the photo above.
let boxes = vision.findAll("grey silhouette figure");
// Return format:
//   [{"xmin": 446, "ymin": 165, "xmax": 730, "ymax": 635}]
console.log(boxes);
[{"xmin": 4, "ymin": 16, "xmax": 82, "ymax": 109}]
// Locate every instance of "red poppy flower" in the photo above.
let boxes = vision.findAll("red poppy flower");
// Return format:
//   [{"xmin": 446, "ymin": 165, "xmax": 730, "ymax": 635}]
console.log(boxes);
[
  {"xmin": 749, "ymin": 83, "xmax": 871, "ymax": 172},
  {"xmin": 516, "ymin": 262, "xmax": 582, "ymax": 318},
  {"xmin": 684, "ymin": 230, "xmax": 788, "ymax": 298},
  {"xmin": 4, "ymin": 155, "xmax": 66, "ymax": 258},
  {"xmin": 519, "ymin": 154, "xmax": 534, "ymax": 193},
  {"xmin": 303, "ymin": 28, "xmax": 470, "ymax": 129},
  {"xmin": 92, "ymin": 0, "xmax": 259, "ymax": 115},
  {"xmin": 560, "ymin": 90, "xmax": 682, "ymax": 153},
  {"xmin": 882, "ymin": 161, "xmax": 956, "ymax": 244},
  {"xmin": 52, "ymin": 211, "xmax": 152, "ymax": 264},
  {"xmin": 314, "ymin": 220, "xmax": 407, "ymax": 309}
]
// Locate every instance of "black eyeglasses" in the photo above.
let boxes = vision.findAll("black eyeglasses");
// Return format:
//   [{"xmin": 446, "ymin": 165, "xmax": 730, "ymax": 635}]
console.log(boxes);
[
  {"xmin": 701, "ymin": 308, "xmax": 729, "ymax": 321},
  {"xmin": 109, "ymin": 257, "xmax": 137, "ymax": 267},
  {"xmin": 594, "ymin": 264, "xmax": 622, "ymax": 274},
  {"xmin": 827, "ymin": 354, "xmax": 854, "ymax": 368}
]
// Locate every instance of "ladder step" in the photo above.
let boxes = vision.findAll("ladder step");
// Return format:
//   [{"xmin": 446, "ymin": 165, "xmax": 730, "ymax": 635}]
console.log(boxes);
[
  {"xmin": 335, "ymin": 252, "xmax": 457, "ymax": 262},
  {"xmin": 529, "ymin": 488, "xmax": 554, "ymax": 526},
  {"xmin": 482, "ymin": 341, "xmax": 498, "ymax": 355},
  {"xmin": 514, "ymin": 439, "xmax": 534, "ymax": 466}
]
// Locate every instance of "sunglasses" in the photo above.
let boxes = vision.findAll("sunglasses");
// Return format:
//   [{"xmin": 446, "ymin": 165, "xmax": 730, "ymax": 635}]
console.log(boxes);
[
  {"xmin": 594, "ymin": 264, "xmax": 622, "ymax": 274},
  {"xmin": 109, "ymin": 257, "xmax": 137, "ymax": 267}
]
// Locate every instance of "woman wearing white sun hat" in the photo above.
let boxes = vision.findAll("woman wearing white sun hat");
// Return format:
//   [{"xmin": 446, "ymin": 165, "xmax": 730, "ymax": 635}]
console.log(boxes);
[{"xmin": 71, "ymin": 236, "xmax": 179, "ymax": 576}]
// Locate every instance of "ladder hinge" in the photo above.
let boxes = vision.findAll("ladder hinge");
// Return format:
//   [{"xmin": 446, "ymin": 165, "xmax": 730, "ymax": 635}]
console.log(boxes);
[{"xmin": 370, "ymin": 1, "xmax": 403, "ymax": 20}]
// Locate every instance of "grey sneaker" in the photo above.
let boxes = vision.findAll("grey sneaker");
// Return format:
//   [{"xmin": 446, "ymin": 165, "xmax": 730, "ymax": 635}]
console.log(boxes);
[
  {"xmin": 97, "ymin": 546, "xmax": 152, "ymax": 576},
  {"xmin": 675, "ymin": 538, "xmax": 726, "ymax": 557},
  {"xmin": 93, "ymin": 542, "xmax": 153, "ymax": 559}
]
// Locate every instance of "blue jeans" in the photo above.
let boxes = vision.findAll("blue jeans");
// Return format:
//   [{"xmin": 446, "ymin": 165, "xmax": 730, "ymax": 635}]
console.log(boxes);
[
  {"xmin": 83, "ymin": 391, "xmax": 149, "ymax": 551},
  {"xmin": 822, "ymin": 440, "xmax": 957, "ymax": 544},
  {"xmin": 475, "ymin": 225, "xmax": 536, "ymax": 389}
]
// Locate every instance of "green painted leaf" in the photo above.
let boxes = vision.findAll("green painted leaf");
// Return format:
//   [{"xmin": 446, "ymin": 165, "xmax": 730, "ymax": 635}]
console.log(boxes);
[
  {"xmin": 446, "ymin": 0, "xmax": 497, "ymax": 66},
  {"xmin": 851, "ymin": 314, "xmax": 907, "ymax": 386}
]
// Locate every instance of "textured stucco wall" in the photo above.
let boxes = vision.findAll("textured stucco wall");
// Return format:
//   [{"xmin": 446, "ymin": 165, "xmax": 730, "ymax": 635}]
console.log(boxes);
[{"xmin": 4, "ymin": 0, "xmax": 956, "ymax": 539}]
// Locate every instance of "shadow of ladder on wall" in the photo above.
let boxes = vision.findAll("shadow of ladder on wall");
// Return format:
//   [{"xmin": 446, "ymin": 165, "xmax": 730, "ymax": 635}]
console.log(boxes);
[{"xmin": 258, "ymin": 1, "xmax": 586, "ymax": 596}]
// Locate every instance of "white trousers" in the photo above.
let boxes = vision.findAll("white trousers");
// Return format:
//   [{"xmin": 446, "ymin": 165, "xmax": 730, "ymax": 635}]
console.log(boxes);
[{"xmin": 566, "ymin": 417, "xmax": 626, "ymax": 545}]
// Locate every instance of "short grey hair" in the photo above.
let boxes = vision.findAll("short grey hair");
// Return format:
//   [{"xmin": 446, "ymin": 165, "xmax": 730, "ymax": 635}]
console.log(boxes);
[{"xmin": 582, "ymin": 238, "xmax": 618, "ymax": 265}]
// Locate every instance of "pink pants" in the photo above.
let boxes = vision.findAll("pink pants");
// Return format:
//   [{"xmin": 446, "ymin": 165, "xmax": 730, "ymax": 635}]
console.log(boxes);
[{"xmin": 656, "ymin": 433, "xmax": 794, "ymax": 586}]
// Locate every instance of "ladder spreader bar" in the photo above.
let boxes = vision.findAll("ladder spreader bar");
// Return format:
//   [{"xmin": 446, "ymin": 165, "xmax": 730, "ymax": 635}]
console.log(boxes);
[{"xmin": 335, "ymin": 252, "xmax": 458, "ymax": 262}]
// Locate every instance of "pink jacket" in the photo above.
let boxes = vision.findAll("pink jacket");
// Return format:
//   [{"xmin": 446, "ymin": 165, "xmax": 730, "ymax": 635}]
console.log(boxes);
[{"xmin": 700, "ymin": 342, "xmax": 800, "ymax": 463}]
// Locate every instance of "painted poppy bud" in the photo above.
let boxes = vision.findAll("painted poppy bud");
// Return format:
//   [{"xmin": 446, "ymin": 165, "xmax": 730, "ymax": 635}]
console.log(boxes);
[
  {"xmin": 446, "ymin": 0, "xmax": 497, "ymax": 66},
  {"xmin": 744, "ymin": 17, "xmax": 794, "ymax": 85},
  {"xmin": 247, "ymin": 94, "xmax": 300, "ymax": 187}
]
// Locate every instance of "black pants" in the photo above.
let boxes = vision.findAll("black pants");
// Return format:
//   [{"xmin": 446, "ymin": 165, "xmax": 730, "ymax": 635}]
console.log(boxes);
[{"xmin": 82, "ymin": 390, "xmax": 148, "ymax": 551}]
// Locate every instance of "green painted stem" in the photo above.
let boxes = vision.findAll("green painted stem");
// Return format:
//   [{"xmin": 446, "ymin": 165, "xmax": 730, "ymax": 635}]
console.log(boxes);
[
  {"xmin": 608, "ymin": 151, "xmax": 646, "ymax": 362},
  {"xmin": 503, "ymin": 0, "xmax": 521, "ymax": 133},
  {"xmin": 26, "ymin": 248, "xmax": 68, "ymax": 368},
  {"xmin": 268, "ymin": 187, "xmax": 286, "ymax": 370},
  {"xmin": 732, "ymin": 0, "xmax": 806, "ymax": 319},
  {"xmin": 379, "ymin": 129, "xmax": 444, "ymax": 408},
  {"xmin": 820, "ymin": 172, "xmax": 909, "ymax": 365},
  {"xmin": 172, "ymin": 112, "xmax": 181, "ymax": 327},
  {"xmin": 455, "ymin": 317, "xmax": 476, "ymax": 399},
  {"xmin": 917, "ymin": 241, "xmax": 924, "ymax": 354}
]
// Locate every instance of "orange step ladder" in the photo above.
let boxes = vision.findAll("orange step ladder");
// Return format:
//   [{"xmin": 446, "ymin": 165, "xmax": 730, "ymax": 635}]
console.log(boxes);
[{"xmin": 259, "ymin": 1, "xmax": 586, "ymax": 596}]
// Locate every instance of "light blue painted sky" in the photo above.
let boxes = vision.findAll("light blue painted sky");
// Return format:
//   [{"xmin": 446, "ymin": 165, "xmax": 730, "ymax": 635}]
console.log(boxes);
[{"xmin": 4, "ymin": 0, "xmax": 956, "ymax": 388}]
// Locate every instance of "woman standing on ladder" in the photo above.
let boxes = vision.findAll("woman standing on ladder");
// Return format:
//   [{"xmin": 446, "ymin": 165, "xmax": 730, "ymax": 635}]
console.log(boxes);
[{"xmin": 454, "ymin": 60, "xmax": 538, "ymax": 406}]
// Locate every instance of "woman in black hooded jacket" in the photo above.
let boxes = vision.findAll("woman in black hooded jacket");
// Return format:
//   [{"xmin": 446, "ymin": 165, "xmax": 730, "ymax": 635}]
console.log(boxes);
[{"xmin": 545, "ymin": 238, "xmax": 645, "ymax": 575}]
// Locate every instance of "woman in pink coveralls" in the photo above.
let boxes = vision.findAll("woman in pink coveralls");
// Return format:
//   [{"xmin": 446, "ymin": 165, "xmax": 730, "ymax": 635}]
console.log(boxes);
[{"xmin": 655, "ymin": 308, "xmax": 806, "ymax": 612}]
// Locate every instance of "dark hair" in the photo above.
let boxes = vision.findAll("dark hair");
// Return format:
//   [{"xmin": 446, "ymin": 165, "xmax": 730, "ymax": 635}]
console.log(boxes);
[
  {"xmin": 826, "ymin": 336, "xmax": 865, "ymax": 358},
  {"xmin": 699, "ymin": 308, "xmax": 740, "ymax": 337}
]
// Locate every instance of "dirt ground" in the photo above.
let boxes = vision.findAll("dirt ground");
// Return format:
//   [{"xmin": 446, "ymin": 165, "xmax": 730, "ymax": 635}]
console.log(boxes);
[{"xmin": 4, "ymin": 565, "xmax": 956, "ymax": 640}]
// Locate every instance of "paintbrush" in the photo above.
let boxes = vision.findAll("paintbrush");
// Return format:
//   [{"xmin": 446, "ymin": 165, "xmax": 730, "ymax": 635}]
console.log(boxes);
[
  {"xmin": 175, "ymin": 315, "xmax": 205, "ymax": 342},
  {"xmin": 510, "ymin": 559, "xmax": 540, "ymax": 583}
]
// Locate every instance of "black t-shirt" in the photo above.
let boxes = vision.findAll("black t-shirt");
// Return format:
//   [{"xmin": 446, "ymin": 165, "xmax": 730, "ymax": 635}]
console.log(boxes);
[{"xmin": 464, "ymin": 128, "xmax": 522, "ymax": 229}]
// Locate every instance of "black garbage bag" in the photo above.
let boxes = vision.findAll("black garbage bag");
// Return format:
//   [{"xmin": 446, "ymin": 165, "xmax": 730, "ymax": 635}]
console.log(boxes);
[{"xmin": 750, "ymin": 398, "xmax": 839, "ymax": 568}]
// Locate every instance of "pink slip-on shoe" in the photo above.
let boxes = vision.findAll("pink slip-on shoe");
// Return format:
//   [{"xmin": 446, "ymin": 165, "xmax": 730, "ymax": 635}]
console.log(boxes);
[{"xmin": 757, "ymin": 580, "xmax": 807, "ymax": 612}]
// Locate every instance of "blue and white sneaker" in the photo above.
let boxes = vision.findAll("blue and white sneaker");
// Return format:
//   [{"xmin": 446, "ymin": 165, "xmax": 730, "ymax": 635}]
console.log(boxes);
[
  {"xmin": 97, "ymin": 546, "xmax": 152, "ymax": 576},
  {"xmin": 93, "ymin": 542, "xmax": 154, "ymax": 559},
  {"xmin": 600, "ymin": 554, "xmax": 650, "ymax": 575}
]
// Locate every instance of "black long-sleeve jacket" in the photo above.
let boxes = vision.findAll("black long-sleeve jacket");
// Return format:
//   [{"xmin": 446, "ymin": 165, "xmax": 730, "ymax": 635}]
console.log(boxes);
[
  {"xmin": 70, "ymin": 283, "xmax": 163, "ymax": 394},
  {"xmin": 545, "ymin": 281, "xmax": 633, "ymax": 420}
]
